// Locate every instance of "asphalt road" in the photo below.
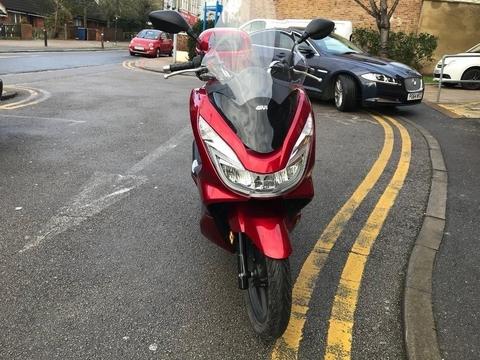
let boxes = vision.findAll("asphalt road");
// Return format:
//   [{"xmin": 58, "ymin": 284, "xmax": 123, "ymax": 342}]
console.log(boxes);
[
  {"xmin": 0, "ymin": 51, "xmax": 477, "ymax": 359},
  {"xmin": 0, "ymin": 50, "xmax": 127, "ymax": 75}
]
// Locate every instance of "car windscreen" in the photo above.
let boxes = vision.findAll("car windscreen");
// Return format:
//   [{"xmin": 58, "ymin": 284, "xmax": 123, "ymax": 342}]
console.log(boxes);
[
  {"xmin": 312, "ymin": 33, "xmax": 363, "ymax": 55},
  {"xmin": 137, "ymin": 30, "xmax": 160, "ymax": 40},
  {"xmin": 467, "ymin": 43, "xmax": 480, "ymax": 53}
]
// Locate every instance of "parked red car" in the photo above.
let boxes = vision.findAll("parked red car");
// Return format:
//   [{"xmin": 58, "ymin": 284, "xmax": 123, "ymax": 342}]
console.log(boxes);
[{"xmin": 129, "ymin": 29, "xmax": 173, "ymax": 57}]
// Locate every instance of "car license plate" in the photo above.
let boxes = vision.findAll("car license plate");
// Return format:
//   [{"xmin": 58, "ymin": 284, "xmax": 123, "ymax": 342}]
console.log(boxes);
[
  {"xmin": 407, "ymin": 92, "xmax": 423, "ymax": 101},
  {"xmin": 134, "ymin": 46, "xmax": 144, "ymax": 51}
]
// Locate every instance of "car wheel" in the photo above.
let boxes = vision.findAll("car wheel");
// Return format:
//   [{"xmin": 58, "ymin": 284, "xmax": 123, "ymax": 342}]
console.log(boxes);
[
  {"xmin": 156, "ymin": 48, "xmax": 161, "ymax": 58},
  {"xmin": 461, "ymin": 68, "xmax": 480, "ymax": 90},
  {"xmin": 169, "ymin": 49, "xmax": 173, "ymax": 57},
  {"xmin": 334, "ymin": 75, "xmax": 358, "ymax": 112},
  {"xmin": 129, "ymin": 51, "xmax": 135, "ymax": 56}
]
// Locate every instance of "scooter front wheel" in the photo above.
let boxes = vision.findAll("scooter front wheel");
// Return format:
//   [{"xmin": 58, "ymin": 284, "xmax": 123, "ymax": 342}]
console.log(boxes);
[{"xmin": 244, "ymin": 240, "xmax": 292, "ymax": 341}]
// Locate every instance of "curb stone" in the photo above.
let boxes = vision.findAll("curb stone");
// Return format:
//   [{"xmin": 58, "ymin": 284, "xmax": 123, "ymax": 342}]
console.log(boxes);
[
  {"xmin": 402, "ymin": 118, "xmax": 446, "ymax": 360},
  {"xmin": 0, "ymin": 91, "xmax": 18, "ymax": 101},
  {"xmin": 423, "ymin": 100, "xmax": 463, "ymax": 119}
]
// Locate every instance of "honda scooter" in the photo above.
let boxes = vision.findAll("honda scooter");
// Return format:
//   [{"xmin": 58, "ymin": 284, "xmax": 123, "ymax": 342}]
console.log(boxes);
[{"xmin": 149, "ymin": 8, "xmax": 334, "ymax": 340}]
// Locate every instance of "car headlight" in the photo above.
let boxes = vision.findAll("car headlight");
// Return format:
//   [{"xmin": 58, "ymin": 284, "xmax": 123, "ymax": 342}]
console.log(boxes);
[
  {"xmin": 149, "ymin": 43, "xmax": 154, "ymax": 49},
  {"xmin": 199, "ymin": 115, "xmax": 313, "ymax": 197},
  {"xmin": 437, "ymin": 59, "xmax": 455, "ymax": 68},
  {"xmin": 361, "ymin": 73, "xmax": 400, "ymax": 85}
]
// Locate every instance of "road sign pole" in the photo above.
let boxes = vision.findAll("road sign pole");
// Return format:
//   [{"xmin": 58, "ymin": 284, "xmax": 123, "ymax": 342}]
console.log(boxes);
[{"xmin": 203, "ymin": 2, "xmax": 207, "ymax": 31}]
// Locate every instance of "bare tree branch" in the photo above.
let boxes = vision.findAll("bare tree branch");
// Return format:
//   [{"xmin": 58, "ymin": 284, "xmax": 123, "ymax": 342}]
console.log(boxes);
[
  {"xmin": 352, "ymin": 0, "xmax": 376, "ymax": 17},
  {"xmin": 369, "ymin": 0, "xmax": 380, "ymax": 15},
  {"xmin": 388, "ymin": 0, "xmax": 401, "ymax": 18}
]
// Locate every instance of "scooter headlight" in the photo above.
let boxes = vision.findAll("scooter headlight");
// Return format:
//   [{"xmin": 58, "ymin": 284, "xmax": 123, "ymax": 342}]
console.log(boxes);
[{"xmin": 199, "ymin": 115, "xmax": 313, "ymax": 197}]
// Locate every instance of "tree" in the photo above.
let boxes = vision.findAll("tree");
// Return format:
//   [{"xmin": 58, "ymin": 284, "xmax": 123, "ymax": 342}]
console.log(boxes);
[
  {"xmin": 98, "ymin": 0, "xmax": 154, "ymax": 28},
  {"xmin": 352, "ymin": 0, "xmax": 400, "ymax": 57},
  {"xmin": 45, "ymin": 0, "xmax": 72, "ymax": 37}
]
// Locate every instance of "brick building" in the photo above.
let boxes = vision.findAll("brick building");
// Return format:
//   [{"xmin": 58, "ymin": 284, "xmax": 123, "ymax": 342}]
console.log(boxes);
[
  {"xmin": 245, "ymin": 0, "xmax": 480, "ymax": 66},
  {"xmin": 245, "ymin": 0, "xmax": 423, "ymax": 33},
  {"xmin": 0, "ymin": 0, "xmax": 50, "ymax": 28}
]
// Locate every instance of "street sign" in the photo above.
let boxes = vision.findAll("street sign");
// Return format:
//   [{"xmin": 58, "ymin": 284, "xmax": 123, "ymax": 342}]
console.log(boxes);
[{"xmin": 203, "ymin": 1, "xmax": 223, "ymax": 30}]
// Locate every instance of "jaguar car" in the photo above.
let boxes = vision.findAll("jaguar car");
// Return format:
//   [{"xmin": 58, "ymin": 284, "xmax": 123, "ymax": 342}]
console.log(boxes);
[{"xmin": 250, "ymin": 28, "xmax": 424, "ymax": 112}]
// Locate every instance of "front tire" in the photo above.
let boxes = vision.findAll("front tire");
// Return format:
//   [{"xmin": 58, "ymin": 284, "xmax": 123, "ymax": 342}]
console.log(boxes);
[
  {"xmin": 461, "ymin": 68, "xmax": 480, "ymax": 90},
  {"xmin": 334, "ymin": 74, "xmax": 358, "ymax": 112},
  {"xmin": 244, "ymin": 240, "xmax": 292, "ymax": 341}
]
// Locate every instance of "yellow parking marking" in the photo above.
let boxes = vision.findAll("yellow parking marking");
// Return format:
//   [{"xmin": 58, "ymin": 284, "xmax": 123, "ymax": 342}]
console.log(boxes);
[
  {"xmin": 0, "ymin": 88, "xmax": 36, "ymax": 108},
  {"xmin": 0, "ymin": 86, "xmax": 50, "ymax": 110},
  {"xmin": 271, "ymin": 114, "xmax": 395, "ymax": 360},
  {"xmin": 122, "ymin": 60, "xmax": 139, "ymax": 71},
  {"xmin": 324, "ymin": 115, "xmax": 411, "ymax": 360},
  {"xmin": 437, "ymin": 101, "xmax": 480, "ymax": 119}
]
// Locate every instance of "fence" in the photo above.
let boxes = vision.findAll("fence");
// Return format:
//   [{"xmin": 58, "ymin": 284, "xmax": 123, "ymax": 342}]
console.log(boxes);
[
  {"xmin": 436, "ymin": 54, "xmax": 480, "ymax": 102},
  {"xmin": 0, "ymin": 24, "xmax": 21, "ymax": 39}
]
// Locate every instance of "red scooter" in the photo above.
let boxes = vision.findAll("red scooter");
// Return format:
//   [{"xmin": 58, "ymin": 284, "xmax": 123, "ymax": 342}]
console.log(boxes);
[{"xmin": 149, "ymin": 9, "xmax": 334, "ymax": 340}]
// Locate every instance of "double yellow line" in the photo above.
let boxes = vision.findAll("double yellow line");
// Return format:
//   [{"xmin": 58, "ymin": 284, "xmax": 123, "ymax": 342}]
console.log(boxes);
[
  {"xmin": 0, "ymin": 86, "xmax": 50, "ymax": 110},
  {"xmin": 122, "ymin": 60, "xmax": 137, "ymax": 71},
  {"xmin": 271, "ymin": 113, "xmax": 411, "ymax": 360}
]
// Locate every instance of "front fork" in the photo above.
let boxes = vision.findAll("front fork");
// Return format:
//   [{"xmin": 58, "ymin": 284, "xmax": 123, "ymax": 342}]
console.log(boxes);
[{"xmin": 237, "ymin": 232, "xmax": 249, "ymax": 290}]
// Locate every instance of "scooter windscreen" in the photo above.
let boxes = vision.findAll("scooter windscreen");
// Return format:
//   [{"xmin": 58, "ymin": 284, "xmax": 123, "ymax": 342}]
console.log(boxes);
[{"xmin": 201, "ymin": 0, "xmax": 308, "ymax": 154}]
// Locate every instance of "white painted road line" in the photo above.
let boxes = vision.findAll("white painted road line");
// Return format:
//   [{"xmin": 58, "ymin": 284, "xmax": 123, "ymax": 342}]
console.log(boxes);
[
  {"xmin": 127, "ymin": 127, "xmax": 191, "ymax": 175},
  {"xmin": 19, "ymin": 127, "xmax": 191, "ymax": 253},
  {"xmin": 19, "ymin": 173, "xmax": 147, "ymax": 253}
]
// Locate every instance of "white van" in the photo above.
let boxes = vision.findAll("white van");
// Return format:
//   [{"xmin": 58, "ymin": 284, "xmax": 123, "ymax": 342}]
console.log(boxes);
[{"xmin": 240, "ymin": 18, "xmax": 353, "ymax": 40}]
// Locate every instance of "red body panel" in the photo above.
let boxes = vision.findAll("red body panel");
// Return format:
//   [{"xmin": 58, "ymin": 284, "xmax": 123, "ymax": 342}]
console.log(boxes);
[
  {"xmin": 190, "ymin": 82, "xmax": 315, "ymax": 260},
  {"xmin": 227, "ymin": 203, "xmax": 292, "ymax": 259}
]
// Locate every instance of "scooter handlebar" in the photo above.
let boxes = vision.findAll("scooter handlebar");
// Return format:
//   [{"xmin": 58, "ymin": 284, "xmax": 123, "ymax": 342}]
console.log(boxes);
[{"xmin": 164, "ymin": 55, "xmax": 203, "ymax": 74}]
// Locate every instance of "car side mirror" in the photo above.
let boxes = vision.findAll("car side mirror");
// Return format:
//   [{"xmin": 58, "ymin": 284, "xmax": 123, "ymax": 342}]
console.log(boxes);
[
  {"xmin": 298, "ymin": 18, "xmax": 335, "ymax": 43},
  {"xmin": 149, "ymin": 10, "xmax": 197, "ymax": 40}
]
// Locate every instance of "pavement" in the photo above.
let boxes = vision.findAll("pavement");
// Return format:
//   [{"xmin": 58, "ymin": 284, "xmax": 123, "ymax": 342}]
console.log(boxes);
[
  {"xmin": 126, "ymin": 51, "xmax": 189, "ymax": 72},
  {"xmin": 0, "ymin": 50, "xmax": 478, "ymax": 360},
  {"xmin": 423, "ymin": 84, "xmax": 480, "ymax": 119},
  {"xmin": 402, "ymin": 105, "xmax": 480, "ymax": 360},
  {"xmin": 0, "ymin": 39, "xmax": 128, "ymax": 53}
]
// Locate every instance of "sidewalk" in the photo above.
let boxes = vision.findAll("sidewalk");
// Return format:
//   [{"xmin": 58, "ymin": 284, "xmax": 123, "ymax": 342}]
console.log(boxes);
[
  {"xmin": 423, "ymin": 84, "xmax": 480, "ymax": 119},
  {"xmin": 0, "ymin": 39, "xmax": 128, "ymax": 53},
  {"xmin": 132, "ymin": 51, "xmax": 189, "ymax": 73}
]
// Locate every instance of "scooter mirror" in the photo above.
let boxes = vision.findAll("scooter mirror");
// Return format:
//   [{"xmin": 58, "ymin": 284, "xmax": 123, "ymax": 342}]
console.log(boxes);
[
  {"xmin": 149, "ymin": 10, "xmax": 197, "ymax": 39},
  {"xmin": 299, "ymin": 18, "xmax": 335, "ymax": 43}
]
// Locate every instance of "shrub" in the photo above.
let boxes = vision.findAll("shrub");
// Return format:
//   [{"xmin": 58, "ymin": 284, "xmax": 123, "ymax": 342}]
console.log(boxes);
[
  {"xmin": 351, "ymin": 28, "xmax": 438, "ymax": 70},
  {"xmin": 187, "ymin": 19, "xmax": 215, "ymax": 60}
]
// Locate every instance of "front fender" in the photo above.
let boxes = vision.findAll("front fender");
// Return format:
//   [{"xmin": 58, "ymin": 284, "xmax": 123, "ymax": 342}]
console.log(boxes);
[{"xmin": 228, "ymin": 203, "xmax": 291, "ymax": 260}]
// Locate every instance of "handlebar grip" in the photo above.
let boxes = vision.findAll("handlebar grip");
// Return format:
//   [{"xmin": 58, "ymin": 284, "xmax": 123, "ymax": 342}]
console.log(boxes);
[
  {"xmin": 164, "ymin": 55, "xmax": 203, "ymax": 73},
  {"xmin": 168, "ymin": 61, "xmax": 195, "ymax": 73}
]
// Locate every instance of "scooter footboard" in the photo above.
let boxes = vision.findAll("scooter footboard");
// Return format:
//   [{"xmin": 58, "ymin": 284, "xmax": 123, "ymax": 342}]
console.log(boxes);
[{"xmin": 228, "ymin": 203, "xmax": 292, "ymax": 260}]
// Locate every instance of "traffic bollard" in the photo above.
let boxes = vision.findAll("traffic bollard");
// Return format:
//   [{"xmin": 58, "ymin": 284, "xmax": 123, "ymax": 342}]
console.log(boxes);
[
  {"xmin": 44, "ymin": 28, "xmax": 48, "ymax": 47},
  {"xmin": 101, "ymin": 33, "xmax": 104, "ymax": 49}
]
